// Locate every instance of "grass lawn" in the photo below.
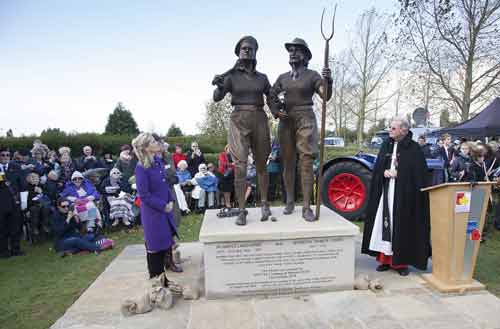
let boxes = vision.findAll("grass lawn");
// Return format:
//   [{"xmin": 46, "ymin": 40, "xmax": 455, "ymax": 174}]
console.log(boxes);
[{"xmin": 0, "ymin": 212, "xmax": 203, "ymax": 329}]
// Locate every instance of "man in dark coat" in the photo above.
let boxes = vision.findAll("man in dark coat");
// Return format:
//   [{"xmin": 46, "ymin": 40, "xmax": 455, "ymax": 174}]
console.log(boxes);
[
  {"xmin": 361, "ymin": 118, "xmax": 430, "ymax": 276},
  {"xmin": 0, "ymin": 148, "xmax": 24, "ymax": 257},
  {"xmin": 437, "ymin": 133, "xmax": 455, "ymax": 181},
  {"xmin": 417, "ymin": 135, "xmax": 432, "ymax": 158},
  {"xmin": 77, "ymin": 145, "xmax": 104, "ymax": 172}
]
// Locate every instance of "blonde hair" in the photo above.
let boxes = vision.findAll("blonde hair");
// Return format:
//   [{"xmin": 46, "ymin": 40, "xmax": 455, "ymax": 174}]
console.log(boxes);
[{"xmin": 132, "ymin": 133, "xmax": 155, "ymax": 168}]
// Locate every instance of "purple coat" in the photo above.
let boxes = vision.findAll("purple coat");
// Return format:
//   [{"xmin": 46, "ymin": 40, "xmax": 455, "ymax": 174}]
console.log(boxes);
[{"xmin": 135, "ymin": 156, "xmax": 177, "ymax": 252}]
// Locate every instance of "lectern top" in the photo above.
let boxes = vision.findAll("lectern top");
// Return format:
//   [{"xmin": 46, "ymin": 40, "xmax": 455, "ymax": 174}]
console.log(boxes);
[{"xmin": 421, "ymin": 181, "xmax": 496, "ymax": 192}]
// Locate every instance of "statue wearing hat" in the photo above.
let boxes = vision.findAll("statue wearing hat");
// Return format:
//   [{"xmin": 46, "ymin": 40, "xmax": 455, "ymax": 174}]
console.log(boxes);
[
  {"xmin": 211, "ymin": 36, "xmax": 272, "ymax": 226},
  {"xmin": 270, "ymin": 37, "xmax": 332, "ymax": 221}
]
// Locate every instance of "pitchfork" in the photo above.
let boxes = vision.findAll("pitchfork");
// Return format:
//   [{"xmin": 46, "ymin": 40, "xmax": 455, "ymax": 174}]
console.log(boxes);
[{"xmin": 316, "ymin": 4, "xmax": 337, "ymax": 220}]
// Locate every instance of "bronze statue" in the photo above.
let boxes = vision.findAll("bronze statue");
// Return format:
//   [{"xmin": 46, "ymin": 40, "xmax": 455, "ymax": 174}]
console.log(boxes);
[
  {"xmin": 270, "ymin": 38, "xmax": 332, "ymax": 221},
  {"xmin": 212, "ymin": 36, "xmax": 272, "ymax": 226}
]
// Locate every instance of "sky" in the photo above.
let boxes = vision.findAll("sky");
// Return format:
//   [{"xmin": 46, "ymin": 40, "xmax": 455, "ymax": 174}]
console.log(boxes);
[{"xmin": 0, "ymin": 0, "xmax": 398, "ymax": 136}]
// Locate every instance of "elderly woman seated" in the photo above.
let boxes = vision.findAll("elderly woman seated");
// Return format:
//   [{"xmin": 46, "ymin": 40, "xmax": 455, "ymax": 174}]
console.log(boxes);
[
  {"xmin": 100, "ymin": 168, "xmax": 135, "ymax": 227},
  {"xmin": 191, "ymin": 163, "xmax": 218, "ymax": 212},
  {"xmin": 25, "ymin": 172, "xmax": 52, "ymax": 237},
  {"xmin": 176, "ymin": 160, "xmax": 193, "ymax": 210},
  {"xmin": 60, "ymin": 171, "xmax": 102, "ymax": 233}
]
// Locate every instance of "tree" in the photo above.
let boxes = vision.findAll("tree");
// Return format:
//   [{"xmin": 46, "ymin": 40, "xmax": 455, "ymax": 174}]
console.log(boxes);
[
  {"xmin": 40, "ymin": 128, "xmax": 67, "ymax": 139},
  {"xmin": 198, "ymin": 95, "xmax": 232, "ymax": 138},
  {"xmin": 367, "ymin": 118, "xmax": 387, "ymax": 137},
  {"xmin": 439, "ymin": 109, "xmax": 451, "ymax": 127},
  {"xmin": 166, "ymin": 123, "xmax": 183, "ymax": 137},
  {"xmin": 328, "ymin": 52, "xmax": 355, "ymax": 137},
  {"xmin": 104, "ymin": 102, "xmax": 140, "ymax": 135},
  {"xmin": 398, "ymin": 0, "xmax": 500, "ymax": 121},
  {"xmin": 349, "ymin": 8, "xmax": 395, "ymax": 144}
]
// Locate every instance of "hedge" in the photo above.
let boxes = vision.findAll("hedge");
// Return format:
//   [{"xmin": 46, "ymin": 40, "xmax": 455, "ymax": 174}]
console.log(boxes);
[{"xmin": 0, "ymin": 133, "xmax": 227, "ymax": 156}]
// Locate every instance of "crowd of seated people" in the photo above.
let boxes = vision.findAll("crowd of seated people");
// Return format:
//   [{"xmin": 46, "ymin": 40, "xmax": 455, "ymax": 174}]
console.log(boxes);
[
  {"xmin": 0, "ymin": 141, "xmax": 140, "ymax": 258},
  {"xmin": 0, "ymin": 136, "xmax": 298, "ymax": 258}
]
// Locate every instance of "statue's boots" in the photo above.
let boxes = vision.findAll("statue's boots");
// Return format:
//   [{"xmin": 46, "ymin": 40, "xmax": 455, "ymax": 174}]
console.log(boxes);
[
  {"xmin": 236, "ymin": 209, "xmax": 247, "ymax": 226},
  {"xmin": 302, "ymin": 207, "xmax": 317, "ymax": 222},
  {"xmin": 283, "ymin": 202, "xmax": 295, "ymax": 215},
  {"xmin": 260, "ymin": 202, "xmax": 271, "ymax": 221}
]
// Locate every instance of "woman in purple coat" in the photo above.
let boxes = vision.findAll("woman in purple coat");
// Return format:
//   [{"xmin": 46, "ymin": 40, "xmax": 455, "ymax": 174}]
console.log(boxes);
[{"xmin": 132, "ymin": 133, "xmax": 178, "ymax": 280}]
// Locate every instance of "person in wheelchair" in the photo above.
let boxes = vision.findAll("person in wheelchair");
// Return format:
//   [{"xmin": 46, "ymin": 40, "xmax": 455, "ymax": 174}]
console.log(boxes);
[
  {"xmin": 51, "ymin": 198, "xmax": 114, "ymax": 256},
  {"xmin": 176, "ymin": 160, "xmax": 193, "ymax": 210},
  {"xmin": 100, "ymin": 167, "xmax": 135, "ymax": 227},
  {"xmin": 191, "ymin": 163, "xmax": 218, "ymax": 212},
  {"xmin": 60, "ymin": 171, "xmax": 102, "ymax": 233},
  {"xmin": 25, "ymin": 172, "xmax": 52, "ymax": 237}
]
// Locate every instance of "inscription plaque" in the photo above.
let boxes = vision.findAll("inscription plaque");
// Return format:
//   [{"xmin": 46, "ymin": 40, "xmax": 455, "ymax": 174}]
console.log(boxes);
[{"xmin": 204, "ymin": 236, "xmax": 354, "ymax": 298}]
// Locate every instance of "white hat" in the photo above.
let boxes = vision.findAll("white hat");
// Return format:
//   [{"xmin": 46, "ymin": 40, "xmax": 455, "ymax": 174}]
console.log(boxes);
[{"xmin": 71, "ymin": 171, "xmax": 84, "ymax": 180}]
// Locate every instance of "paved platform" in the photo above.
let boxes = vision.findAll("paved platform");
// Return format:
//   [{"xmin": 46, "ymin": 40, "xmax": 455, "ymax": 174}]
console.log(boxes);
[{"xmin": 51, "ymin": 240, "xmax": 500, "ymax": 329}]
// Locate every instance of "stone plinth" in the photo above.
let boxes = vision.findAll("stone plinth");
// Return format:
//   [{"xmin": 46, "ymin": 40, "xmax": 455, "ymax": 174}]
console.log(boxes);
[{"xmin": 199, "ymin": 206, "xmax": 359, "ymax": 299}]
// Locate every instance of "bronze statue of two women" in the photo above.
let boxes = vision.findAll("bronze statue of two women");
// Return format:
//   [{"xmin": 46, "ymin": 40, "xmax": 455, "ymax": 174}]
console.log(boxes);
[{"xmin": 212, "ymin": 36, "xmax": 332, "ymax": 225}]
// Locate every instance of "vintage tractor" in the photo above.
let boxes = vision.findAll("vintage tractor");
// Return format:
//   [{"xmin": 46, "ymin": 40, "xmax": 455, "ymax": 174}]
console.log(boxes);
[{"xmin": 320, "ymin": 150, "xmax": 444, "ymax": 221}]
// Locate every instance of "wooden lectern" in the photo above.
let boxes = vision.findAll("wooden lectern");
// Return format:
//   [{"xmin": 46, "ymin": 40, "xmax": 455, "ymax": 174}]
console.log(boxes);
[{"xmin": 421, "ymin": 182, "xmax": 495, "ymax": 293}]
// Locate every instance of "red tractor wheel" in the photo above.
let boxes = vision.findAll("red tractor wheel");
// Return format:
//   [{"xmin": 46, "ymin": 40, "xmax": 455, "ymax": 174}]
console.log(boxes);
[{"xmin": 321, "ymin": 161, "xmax": 371, "ymax": 220}]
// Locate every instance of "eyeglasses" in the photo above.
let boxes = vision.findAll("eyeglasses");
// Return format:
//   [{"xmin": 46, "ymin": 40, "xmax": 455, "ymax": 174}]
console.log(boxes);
[
  {"xmin": 72, "ymin": 177, "xmax": 83, "ymax": 181},
  {"xmin": 59, "ymin": 204, "xmax": 70, "ymax": 209},
  {"xmin": 0, "ymin": 153, "xmax": 10, "ymax": 157}
]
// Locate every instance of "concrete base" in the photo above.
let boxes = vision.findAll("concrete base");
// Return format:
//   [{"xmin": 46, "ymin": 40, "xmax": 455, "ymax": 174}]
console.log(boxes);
[
  {"xmin": 421, "ymin": 273, "xmax": 485, "ymax": 293},
  {"xmin": 51, "ymin": 241, "xmax": 500, "ymax": 329},
  {"xmin": 199, "ymin": 206, "xmax": 359, "ymax": 299}
]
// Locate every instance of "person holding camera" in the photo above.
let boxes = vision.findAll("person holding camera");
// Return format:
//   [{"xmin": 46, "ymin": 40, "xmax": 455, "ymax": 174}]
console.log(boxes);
[
  {"xmin": 77, "ymin": 145, "xmax": 103, "ymax": 172},
  {"xmin": 51, "ymin": 198, "xmax": 114, "ymax": 256},
  {"xmin": 186, "ymin": 142, "xmax": 205, "ymax": 178}
]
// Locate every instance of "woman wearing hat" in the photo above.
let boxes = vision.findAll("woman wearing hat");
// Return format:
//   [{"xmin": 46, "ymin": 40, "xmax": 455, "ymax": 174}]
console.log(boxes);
[
  {"xmin": 270, "ymin": 37, "xmax": 332, "ymax": 221},
  {"xmin": 211, "ymin": 36, "xmax": 272, "ymax": 226},
  {"xmin": 60, "ymin": 170, "xmax": 102, "ymax": 232}
]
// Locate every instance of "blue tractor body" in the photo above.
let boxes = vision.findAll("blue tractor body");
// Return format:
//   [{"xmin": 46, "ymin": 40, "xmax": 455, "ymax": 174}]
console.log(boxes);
[{"xmin": 321, "ymin": 150, "xmax": 444, "ymax": 220}]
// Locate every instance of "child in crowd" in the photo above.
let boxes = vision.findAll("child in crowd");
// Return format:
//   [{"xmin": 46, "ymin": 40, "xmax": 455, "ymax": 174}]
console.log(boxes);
[{"xmin": 172, "ymin": 144, "xmax": 187, "ymax": 169}]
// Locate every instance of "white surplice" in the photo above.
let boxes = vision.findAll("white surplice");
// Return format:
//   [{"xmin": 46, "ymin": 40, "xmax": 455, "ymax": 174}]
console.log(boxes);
[{"xmin": 369, "ymin": 142, "xmax": 398, "ymax": 256}]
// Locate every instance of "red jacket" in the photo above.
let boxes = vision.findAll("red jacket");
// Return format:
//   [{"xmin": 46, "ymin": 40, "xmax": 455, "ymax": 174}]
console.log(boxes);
[
  {"xmin": 218, "ymin": 152, "xmax": 235, "ymax": 175},
  {"xmin": 172, "ymin": 153, "xmax": 187, "ymax": 169}
]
